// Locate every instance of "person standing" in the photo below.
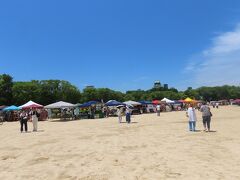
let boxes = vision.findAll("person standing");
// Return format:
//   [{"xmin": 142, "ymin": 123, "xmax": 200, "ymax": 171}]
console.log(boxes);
[
  {"xmin": 200, "ymin": 103, "xmax": 212, "ymax": 132},
  {"xmin": 117, "ymin": 107, "xmax": 123, "ymax": 123},
  {"xmin": 20, "ymin": 111, "xmax": 28, "ymax": 133},
  {"xmin": 31, "ymin": 110, "xmax": 39, "ymax": 132},
  {"xmin": 125, "ymin": 106, "xmax": 132, "ymax": 124},
  {"xmin": 186, "ymin": 104, "xmax": 197, "ymax": 132},
  {"xmin": 156, "ymin": 104, "xmax": 161, "ymax": 116}
]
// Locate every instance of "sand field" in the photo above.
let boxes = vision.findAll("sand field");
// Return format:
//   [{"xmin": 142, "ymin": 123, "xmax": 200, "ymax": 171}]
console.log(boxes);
[{"xmin": 0, "ymin": 106, "xmax": 240, "ymax": 180}]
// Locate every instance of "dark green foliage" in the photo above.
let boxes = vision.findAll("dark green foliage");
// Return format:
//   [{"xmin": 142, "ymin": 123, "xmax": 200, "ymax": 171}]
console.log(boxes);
[
  {"xmin": 0, "ymin": 74, "xmax": 239, "ymax": 105},
  {"xmin": 0, "ymin": 74, "xmax": 13, "ymax": 105}
]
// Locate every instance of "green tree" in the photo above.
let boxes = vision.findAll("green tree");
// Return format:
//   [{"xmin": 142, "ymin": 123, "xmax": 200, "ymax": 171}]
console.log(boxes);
[{"xmin": 0, "ymin": 74, "xmax": 13, "ymax": 105}]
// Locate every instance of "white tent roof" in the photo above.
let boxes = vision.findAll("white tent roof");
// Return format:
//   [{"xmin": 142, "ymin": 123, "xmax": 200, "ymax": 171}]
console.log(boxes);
[
  {"xmin": 44, "ymin": 101, "xmax": 75, "ymax": 109},
  {"xmin": 124, "ymin": 100, "xmax": 142, "ymax": 106},
  {"xmin": 161, "ymin": 98, "xmax": 175, "ymax": 103},
  {"xmin": 20, "ymin": 100, "xmax": 43, "ymax": 108}
]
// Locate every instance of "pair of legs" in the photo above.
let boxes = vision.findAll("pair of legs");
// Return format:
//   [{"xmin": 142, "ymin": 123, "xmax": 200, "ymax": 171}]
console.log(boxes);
[
  {"xmin": 203, "ymin": 116, "xmax": 211, "ymax": 131},
  {"xmin": 126, "ymin": 113, "xmax": 131, "ymax": 123},
  {"xmin": 32, "ymin": 117, "xmax": 38, "ymax": 132},
  {"xmin": 157, "ymin": 111, "xmax": 160, "ymax": 116},
  {"xmin": 118, "ymin": 116, "xmax": 122, "ymax": 123},
  {"xmin": 20, "ymin": 119, "xmax": 28, "ymax": 132},
  {"xmin": 189, "ymin": 121, "xmax": 196, "ymax": 131}
]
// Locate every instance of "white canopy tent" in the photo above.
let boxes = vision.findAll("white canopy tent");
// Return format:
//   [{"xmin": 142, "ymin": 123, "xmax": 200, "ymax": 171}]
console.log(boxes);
[
  {"xmin": 124, "ymin": 100, "xmax": 142, "ymax": 106},
  {"xmin": 44, "ymin": 101, "xmax": 75, "ymax": 109},
  {"xmin": 161, "ymin": 98, "xmax": 175, "ymax": 104},
  {"xmin": 20, "ymin": 100, "xmax": 43, "ymax": 109}
]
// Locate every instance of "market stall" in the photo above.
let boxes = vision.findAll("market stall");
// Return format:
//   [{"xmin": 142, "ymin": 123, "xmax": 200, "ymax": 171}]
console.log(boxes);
[{"xmin": 79, "ymin": 101, "xmax": 104, "ymax": 119}]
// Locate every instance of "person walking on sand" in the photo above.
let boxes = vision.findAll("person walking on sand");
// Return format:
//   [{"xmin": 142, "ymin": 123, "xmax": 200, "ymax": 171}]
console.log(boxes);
[
  {"xmin": 186, "ymin": 104, "xmax": 197, "ymax": 132},
  {"xmin": 20, "ymin": 111, "xmax": 28, "ymax": 133},
  {"xmin": 156, "ymin": 104, "xmax": 161, "ymax": 116},
  {"xmin": 200, "ymin": 103, "xmax": 212, "ymax": 132},
  {"xmin": 117, "ymin": 107, "xmax": 123, "ymax": 123}
]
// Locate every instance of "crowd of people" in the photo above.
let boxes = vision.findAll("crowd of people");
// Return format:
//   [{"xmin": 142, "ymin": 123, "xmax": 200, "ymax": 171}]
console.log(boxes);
[
  {"xmin": 0, "ymin": 101, "xmax": 217, "ymax": 133},
  {"xmin": 114, "ymin": 101, "xmax": 215, "ymax": 133}
]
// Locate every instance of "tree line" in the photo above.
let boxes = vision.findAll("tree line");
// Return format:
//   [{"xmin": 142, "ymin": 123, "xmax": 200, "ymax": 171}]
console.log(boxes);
[{"xmin": 0, "ymin": 74, "xmax": 239, "ymax": 106}]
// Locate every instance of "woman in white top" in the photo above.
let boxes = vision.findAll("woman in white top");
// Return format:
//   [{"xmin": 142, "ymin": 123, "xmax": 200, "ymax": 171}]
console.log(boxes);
[
  {"xmin": 117, "ymin": 108, "xmax": 123, "ymax": 123},
  {"xmin": 186, "ymin": 104, "xmax": 197, "ymax": 132},
  {"xmin": 31, "ymin": 110, "xmax": 38, "ymax": 132}
]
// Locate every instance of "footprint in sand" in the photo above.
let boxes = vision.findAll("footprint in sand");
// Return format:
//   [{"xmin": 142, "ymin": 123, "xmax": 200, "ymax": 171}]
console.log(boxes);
[
  {"xmin": 27, "ymin": 157, "xmax": 49, "ymax": 165},
  {"xmin": 1, "ymin": 155, "xmax": 17, "ymax": 161}
]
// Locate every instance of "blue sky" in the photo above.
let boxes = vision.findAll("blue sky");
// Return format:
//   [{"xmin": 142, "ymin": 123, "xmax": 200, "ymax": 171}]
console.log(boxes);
[{"xmin": 0, "ymin": 0, "xmax": 240, "ymax": 92}]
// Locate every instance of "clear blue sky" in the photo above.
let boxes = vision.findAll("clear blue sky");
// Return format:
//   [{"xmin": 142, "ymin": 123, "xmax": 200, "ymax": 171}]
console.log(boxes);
[{"xmin": 1, "ymin": 0, "xmax": 240, "ymax": 92}]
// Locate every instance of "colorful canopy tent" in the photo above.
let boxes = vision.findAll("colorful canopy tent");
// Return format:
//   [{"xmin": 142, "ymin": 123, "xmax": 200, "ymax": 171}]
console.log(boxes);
[
  {"xmin": 79, "ymin": 101, "xmax": 99, "ymax": 108},
  {"xmin": 179, "ymin": 98, "xmax": 197, "ymax": 103},
  {"xmin": 20, "ymin": 101, "xmax": 43, "ymax": 109},
  {"xmin": 233, "ymin": 99, "xmax": 240, "ymax": 104},
  {"xmin": 105, "ymin": 100, "xmax": 125, "ymax": 107},
  {"xmin": 124, "ymin": 101, "xmax": 142, "ymax": 106},
  {"xmin": 152, "ymin": 100, "xmax": 161, "ymax": 105},
  {"xmin": 184, "ymin": 98, "xmax": 193, "ymax": 102},
  {"xmin": 3, "ymin": 105, "xmax": 21, "ymax": 111},
  {"xmin": 44, "ymin": 101, "xmax": 75, "ymax": 109},
  {"xmin": 138, "ymin": 101, "xmax": 152, "ymax": 105},
  {"xmin": 161, "ymin": 98, "xmax": 175, "ymax": 104}
]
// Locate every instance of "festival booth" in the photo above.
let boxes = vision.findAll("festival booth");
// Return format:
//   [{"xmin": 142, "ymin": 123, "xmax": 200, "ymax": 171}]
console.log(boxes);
[
  {"xmin": 78, "ymin": 101, "xmax": 104, "ymax": 119},
  {"xmin": 124, "ymin": 101, "xmax": 142, "ymax": 114},
  {"xmin": 44, "ymin": 101, "xmax": 75, "ymax": 120},
  {"xmin": 2, "ymin": 105, "xmax": 21, "ymax": 121},
  {"xmin": 233, "ymin": 99, "xmax": 240, "ymax": 105},
  {"xmin": 152, "ymin": 100, "xmax": 165, "ymax": 112},
  {"xmin": 105, "ymin": 100, "xmax": 125, "ymax": 116},
  {"xmin": 178, "ymin": 98, "xmax": 198, "ymax": 110},
  {"xmin": 160, "ymin": 98, "xmax": 174, "ymax": 112},
  {"xmin": 139, "ymin": 101, "xmax": 155, "ymax": 113},
  {"xmin": 20, "ymin": 101, "xmax": 47, "ymax": 121},
  {"xmin": 218, "ymin": 100, "xmax": 229, "ymax": 106}
]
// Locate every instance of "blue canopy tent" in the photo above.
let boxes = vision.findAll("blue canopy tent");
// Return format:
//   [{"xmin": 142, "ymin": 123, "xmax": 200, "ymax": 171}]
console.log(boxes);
[
  {"xmin": 3, "ymin": 105, "xmax": 21, "ymax": 111},
  {"xmin": 79, "ymin": 101, "xmax": 99, "ymax": 108},
  {"xmin": 138, "ymin": 100, "xmax": 152, "ymax": 105},
  {"xmin": 105, "ymin": 100, "xmax": 125, "ymax": 107}
]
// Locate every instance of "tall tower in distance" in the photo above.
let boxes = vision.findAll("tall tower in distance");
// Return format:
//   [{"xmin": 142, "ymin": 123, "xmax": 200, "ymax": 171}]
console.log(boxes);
[
  {"xmin": 154, "ymin": 81, "xmax": 161, "ymax": 89},
  {"xmin": 164, "ymin": 84, "xmax": 169, "ymax": 90}
]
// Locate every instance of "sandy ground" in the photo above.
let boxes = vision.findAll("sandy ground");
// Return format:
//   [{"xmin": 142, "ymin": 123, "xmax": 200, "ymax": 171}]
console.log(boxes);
[{"xmin": 0, "ymin": 106, "xmax": 240, "ymax": 180}]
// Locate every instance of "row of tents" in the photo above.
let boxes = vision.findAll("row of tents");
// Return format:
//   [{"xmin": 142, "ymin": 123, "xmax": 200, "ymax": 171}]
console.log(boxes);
[{"xmin": 0, "ymin": 97, "xmax": 200, "ymax": 112}]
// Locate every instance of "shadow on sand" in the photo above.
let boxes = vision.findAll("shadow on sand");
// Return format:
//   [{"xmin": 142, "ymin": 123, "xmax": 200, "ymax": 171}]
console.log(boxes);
[{"xmin": 120, "ymin": 122, "xmax": 138, "ymax": 124}]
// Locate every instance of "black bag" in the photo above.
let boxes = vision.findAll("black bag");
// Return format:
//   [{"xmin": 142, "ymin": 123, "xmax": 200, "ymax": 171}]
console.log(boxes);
[{"xmin": 36, "ymin": 112, "xmax": 40, "ymax": 118}]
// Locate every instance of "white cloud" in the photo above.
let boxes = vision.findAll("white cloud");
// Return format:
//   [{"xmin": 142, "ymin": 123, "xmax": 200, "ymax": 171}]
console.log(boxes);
[{"xmin": 186, "ymin": 24, "xmax": 240, "ymax": 87}]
